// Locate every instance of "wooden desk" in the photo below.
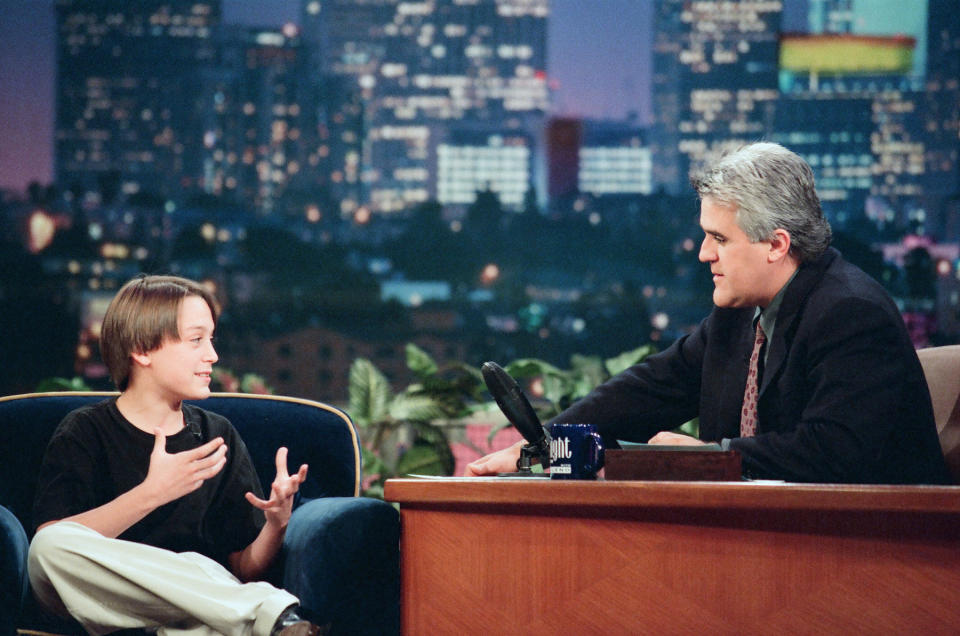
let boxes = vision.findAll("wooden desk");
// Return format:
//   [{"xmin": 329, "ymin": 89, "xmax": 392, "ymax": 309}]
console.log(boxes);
[{"xmin": 384, "ymin": 478, "xmax": 960, "ymax": 635}]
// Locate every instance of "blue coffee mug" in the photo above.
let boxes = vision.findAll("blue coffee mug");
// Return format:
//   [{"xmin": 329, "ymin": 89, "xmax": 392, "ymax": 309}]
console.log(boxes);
[{"xmin": 548, "ymin": 423, "xmax": 605, "ymax": 480}]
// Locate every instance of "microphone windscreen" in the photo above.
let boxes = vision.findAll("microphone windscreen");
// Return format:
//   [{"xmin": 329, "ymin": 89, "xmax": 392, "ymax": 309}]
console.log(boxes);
[{"xmin": 481, "ymin": 361, "xmax": 545, "ymax": 446}]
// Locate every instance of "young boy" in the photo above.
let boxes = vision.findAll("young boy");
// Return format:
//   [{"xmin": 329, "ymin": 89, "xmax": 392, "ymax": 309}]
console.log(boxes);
[{"xmin": 28, "ymin": 275, "xmax": 323, "ymax": 636}]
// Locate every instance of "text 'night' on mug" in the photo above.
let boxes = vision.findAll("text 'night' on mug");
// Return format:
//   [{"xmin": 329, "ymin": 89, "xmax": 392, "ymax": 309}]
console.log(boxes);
[{"xmin": 548, "ymin": 422, "xmax": 605, "ymax": 480}]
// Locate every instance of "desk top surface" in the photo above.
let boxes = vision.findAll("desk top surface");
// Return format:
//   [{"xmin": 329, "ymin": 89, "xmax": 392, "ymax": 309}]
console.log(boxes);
[{"xmin": 384, "ymin": 477, "xmax": 960, "ymax": 514}]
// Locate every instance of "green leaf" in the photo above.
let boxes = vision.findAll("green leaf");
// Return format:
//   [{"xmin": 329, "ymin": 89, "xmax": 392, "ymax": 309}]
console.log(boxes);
[
  {"xmin": 389, "ymin": 392, "xmax": 450, "ymax": 422},
  {"xmin": 504, "ymin": 358, "xmax": 565, "ymax": 379},
  {"xmin": 540, "ymin": 372, "xmax": 573, "ymax": 407},
  {"xmin": 411, "ymin": 376, "xmax": 476, "ymax": 418},
  {"xmin": 570, "ymin": 353, "xmax": 604, "ymax": 375},
  {"xmin": 35, "ymin": 377, "xmax": 91, "ymax": 392},
  {"xmin": 411, "ymin": 420, "xmax": 456, "ymax": 475},
  {"xmin": 395, "ymin": 444, "xmax": 448, "ymax": 476},
  {"xmin": 604, "ymin": 344, "xmax": 657, "ymax": 377},
  {"xmin": 348, "ymin": 358, "xmax": 392, "ymax": 426},
  {"xmin": 406, "ymin": 343, "xmax": 438, "ymax": 378},
  {"xmin": 501, "ymin": 358, "xmax": 574, "ymax": 410},
  {"xmin": 439, "ymin": 361, "xmax": 486, "ymax": 400},
  {"xmin": 450, "ymin": 361, "xmax": 484, "ymax": 386},
  {"xmin": 569, "ymin": 354, "xmax": 606, "ymax": 399}
]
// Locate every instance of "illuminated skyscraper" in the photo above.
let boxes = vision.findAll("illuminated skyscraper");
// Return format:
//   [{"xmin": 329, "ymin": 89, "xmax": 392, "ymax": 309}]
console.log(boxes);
[
  {"xmin": 545, "ymin": 116, "xmax": 652, "ymax": 201},
  {"xmin": 774, "ymin": 0, "xmax": 932, "ymax": 227},
  {"xmin": 922, "ymin": 0, "xmax": 960, "ymax": 212},
  {"xmin": 301, "ymin": 0, "xmax": 549, "ymax": 215},
  {"xmin": 578, "ymin": 119, "xmax": 652, "ymax": 197},
  {"xmin": 651, "ymin": 0, "xmax": 783, "ymax": 194},
  {"xmin": 54, "ymin": 0, "xmax": 221, "ymax": 201},
  {"xmin": 198, "ymin": 24, "xmax": 315, "ymax": 215},
  {"xmin": 652, "ymin": 0, "xmax": 957, "ymax": 230},
  {"xmin": 436, "ymin": 128, "xmax": 533, "ymax": 209},
  {"xmin": 774, "ymin": 33, "xmax": 923, "ymax": 225}
]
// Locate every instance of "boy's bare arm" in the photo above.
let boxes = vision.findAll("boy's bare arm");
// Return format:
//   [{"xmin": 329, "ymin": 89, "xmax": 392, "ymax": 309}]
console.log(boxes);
[
  {"xmin": 228, "ymin": 447, "xmax": 308, "ymax": 582},
  {"xmin": 36, "ymin": 431, "xmax": 227, "ymax": 537}
]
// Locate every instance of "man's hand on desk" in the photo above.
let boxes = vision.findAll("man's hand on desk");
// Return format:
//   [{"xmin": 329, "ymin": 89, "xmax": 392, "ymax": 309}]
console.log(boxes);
[
  {"xmin": 464, "ymin": 432, "xmax": 708, "ymax": 476},
  {"xmin": 464, "ymin": 440, "xmax": 524, "ymax": 476},
  {"xmin": 647, "ymin": 432, "xmax": 710, "ymax": 446}
]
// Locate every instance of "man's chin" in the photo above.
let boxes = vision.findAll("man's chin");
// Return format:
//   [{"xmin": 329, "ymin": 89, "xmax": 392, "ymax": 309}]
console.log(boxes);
[
  {"xmin": 712, "ymin": 291, "xmax": 731, "ymax": 307},
  {"xmin": 712, "ymin": 292, "xmax": 744, "ymax": 309}
]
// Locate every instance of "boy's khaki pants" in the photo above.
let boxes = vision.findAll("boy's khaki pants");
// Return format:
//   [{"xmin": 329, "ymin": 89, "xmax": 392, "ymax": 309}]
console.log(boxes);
[{"xmin": 28, "ymin": 522, "xmax": 298, "ymax": 636}]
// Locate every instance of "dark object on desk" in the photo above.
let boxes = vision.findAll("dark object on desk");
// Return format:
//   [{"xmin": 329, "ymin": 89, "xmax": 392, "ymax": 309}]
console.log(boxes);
[
  {"xmin": 481, "ymin": 361, "xmax": 551, "ymax": 475},
  {"xmin": 604, "ymin": 445, "xmax": 742, "ymax": 481},
  {"xmin": 548, "ymin": 422, "xmax": 604, "ymax": 480}
]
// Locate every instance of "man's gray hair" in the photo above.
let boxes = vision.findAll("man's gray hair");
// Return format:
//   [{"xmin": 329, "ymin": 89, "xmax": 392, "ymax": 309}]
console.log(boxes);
[{"xmin": 690, "ymin": 142, "xmax": 832, "ymax": 263}]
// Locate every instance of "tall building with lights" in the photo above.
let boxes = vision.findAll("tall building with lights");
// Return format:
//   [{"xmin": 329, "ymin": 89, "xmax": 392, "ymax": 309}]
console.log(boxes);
[
  {"xmin": 545, "ymin": 116, "xmax": 652, "ymax": 201},
  {"xmin": 774, "ymin": 0, "xmax": 933, "ymax": 227},
  {"xmin": 922, "ymin": 0, "xmax": 960, "ymax": 236},
  {"xmin": 54, "ymin": 0, "xmax": 221, "ymax": 202},
  {"xmin": 300, "ymin": 0, "xmax": 549, "ymax": 216},
  {"xmin": 436, "ymin": 127, "xmax": 533, "ymax": 210},
  {"xmin": 578, "ymin": 119, "xmax": 652, "ymax": 197},
  {"xmin": 651, "ymin": 0, "xmax": 958, "ymax": 231},
  {"xmin": 651, "ymin": 0, "xmax": 783, "ymax": 194},
  {"xmin": 197, "ymin": 24, "xmax": 315, "ymax": 215}
]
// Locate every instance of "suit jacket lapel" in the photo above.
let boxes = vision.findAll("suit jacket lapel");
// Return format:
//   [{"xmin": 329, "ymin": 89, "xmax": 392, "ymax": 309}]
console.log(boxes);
[
  {"xmin": 759, "ymin": 248, "xmax": 838, "ymax": 395},
  {"xmin": 699, "ymin": 306, "xmax": 756, "ymax": 441}
]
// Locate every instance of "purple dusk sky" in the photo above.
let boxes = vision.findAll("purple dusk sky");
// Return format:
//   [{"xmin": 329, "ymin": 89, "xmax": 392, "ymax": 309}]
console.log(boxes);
[{"xmin": 0, "ymin": 0, "xmax": 653, "ymax": 193}]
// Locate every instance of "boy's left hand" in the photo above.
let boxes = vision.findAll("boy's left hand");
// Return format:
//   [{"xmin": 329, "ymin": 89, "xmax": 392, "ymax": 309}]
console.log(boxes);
[{"xmin": 245, "ymin": 447, "xmax": 308, "ymax": 529}]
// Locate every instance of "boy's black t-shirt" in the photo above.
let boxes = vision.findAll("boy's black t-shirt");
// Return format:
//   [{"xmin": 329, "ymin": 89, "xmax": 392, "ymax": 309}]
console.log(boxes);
[{"xmin": 32, "ymin": 398, "xmax": 266, "ymax": 566}]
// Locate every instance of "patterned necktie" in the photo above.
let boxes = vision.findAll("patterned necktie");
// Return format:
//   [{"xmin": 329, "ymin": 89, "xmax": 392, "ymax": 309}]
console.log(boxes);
[{"xmin": 740, "ymin": 322, "xmax": 766, "ymax": 438}]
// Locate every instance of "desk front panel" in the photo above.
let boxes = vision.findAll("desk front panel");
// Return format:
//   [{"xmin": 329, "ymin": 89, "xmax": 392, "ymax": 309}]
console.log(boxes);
[{"xmin": 386, "ymin": 479, "xmax": 960, "ymax": 635}]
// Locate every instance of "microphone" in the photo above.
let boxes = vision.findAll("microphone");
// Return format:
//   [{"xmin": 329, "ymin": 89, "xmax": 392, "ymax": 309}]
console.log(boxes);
[
  {"xmin": 185, "ymin": 416, "xmax": 203, "ymax": 441},
  {"xmin": 481, "ymin": 361, "xmax": 550, "ymax": 473}
]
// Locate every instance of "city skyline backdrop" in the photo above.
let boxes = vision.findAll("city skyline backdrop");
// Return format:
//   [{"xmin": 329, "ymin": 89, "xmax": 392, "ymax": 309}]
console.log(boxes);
[
  {"xmin": 0, "ymin": 0, "xmax": 956, "ymax": 400},
  {"xmin": 1, "ymin": 0, "xmax": 658, "ymax": 193}
]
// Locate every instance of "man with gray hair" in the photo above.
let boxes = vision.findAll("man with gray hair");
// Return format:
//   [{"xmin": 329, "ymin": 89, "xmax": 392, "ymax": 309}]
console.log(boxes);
[{"xmin": 468, "ymin": 142, "xmax": 951, "ymax": 484}]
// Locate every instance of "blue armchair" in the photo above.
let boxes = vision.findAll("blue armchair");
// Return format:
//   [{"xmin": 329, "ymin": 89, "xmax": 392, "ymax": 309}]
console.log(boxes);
[{"xmin": 0, "ymin": 392, "xmax": 399, "ymax": 636}]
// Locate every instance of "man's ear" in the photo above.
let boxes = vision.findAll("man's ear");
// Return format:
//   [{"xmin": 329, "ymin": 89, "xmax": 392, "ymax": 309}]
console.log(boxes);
[{"xmin": 768, "ymin": 228, "xmax": 792, "ymax": 262}]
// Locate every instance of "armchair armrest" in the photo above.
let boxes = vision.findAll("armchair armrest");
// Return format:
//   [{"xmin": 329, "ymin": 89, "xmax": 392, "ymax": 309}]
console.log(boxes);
[
  {"xmin": 1, "ymin": 504, "xmax": 29, "ymax": 635},
  {"xmin": 281, "ymin": 497, "xmax": 399, "ymax": 635}
]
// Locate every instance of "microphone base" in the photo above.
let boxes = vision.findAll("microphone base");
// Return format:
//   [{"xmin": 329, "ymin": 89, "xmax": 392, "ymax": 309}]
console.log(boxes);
[{"xmin": 517, "ymin": 441, "xmax": 551, "ymax": 474}]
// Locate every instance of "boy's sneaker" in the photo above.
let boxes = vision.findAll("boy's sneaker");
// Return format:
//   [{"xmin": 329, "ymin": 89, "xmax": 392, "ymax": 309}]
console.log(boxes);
[{"xmin": 271, "ymin": 606, "xmax": 328, "ymax": 636}]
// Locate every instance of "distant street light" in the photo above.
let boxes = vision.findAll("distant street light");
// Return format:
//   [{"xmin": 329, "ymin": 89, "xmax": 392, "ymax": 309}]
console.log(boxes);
[
  {"xmin": 28, "ymin": 209, "xmax": 55, "ymax": 253},
  {"xmin": 652, "ymin": 312, "xmax": 670, "ymax": 331},
  {"xmin": 481, "ymin": 263, "xmax": 500, "ymax": 285}
]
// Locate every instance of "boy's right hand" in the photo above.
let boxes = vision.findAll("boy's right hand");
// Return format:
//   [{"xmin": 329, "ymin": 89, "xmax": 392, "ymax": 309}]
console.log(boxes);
[{"xmin": 144, "ymin": 430, "xmax": 227, "ymax": 506}]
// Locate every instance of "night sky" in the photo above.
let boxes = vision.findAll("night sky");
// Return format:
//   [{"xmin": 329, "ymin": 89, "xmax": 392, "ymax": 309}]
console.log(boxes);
[{"xmin": 0, "ymin": 0, "xmax": 653, "ymax": 192}]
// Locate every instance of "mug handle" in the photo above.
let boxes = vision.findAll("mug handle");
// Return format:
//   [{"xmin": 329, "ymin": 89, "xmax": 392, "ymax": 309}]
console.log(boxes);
[{"xmin": 586, "ymin": 432, "xmax": 605, "ymax": 473}]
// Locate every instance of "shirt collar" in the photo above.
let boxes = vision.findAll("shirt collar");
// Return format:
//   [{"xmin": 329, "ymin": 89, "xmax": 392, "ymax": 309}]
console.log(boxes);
[{"xmin": 754, "ymin": 268, "xmax": 799, "ymax": 341}]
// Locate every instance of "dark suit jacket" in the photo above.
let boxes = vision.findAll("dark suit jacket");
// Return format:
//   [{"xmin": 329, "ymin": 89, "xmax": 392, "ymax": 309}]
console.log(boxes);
[{"xmin": 551, "ymin": 248, "xmax": 951, "ymax": 484}]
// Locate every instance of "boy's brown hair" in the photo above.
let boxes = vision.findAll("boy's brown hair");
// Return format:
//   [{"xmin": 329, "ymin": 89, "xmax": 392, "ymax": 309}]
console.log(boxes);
[{"xmin": 100, "ymin": 275, "xmax": 220, "ymax": 390}]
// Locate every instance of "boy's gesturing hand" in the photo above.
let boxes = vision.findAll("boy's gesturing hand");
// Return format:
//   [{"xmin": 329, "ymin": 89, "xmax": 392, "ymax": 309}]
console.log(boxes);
[
  {"xmin": 144, "ymin": 430, "xmax": 228, "ymax": 506},
  {"xmin": 244, "ymin": 447, "xmax": 308, "ymax": 530}
]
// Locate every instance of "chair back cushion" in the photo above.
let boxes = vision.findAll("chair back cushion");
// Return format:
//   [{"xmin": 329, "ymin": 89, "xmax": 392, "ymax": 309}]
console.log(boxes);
[
  {"xmin": 0, "ymin": 392, "xmax": 361, "ymax": 535},
  {"xmin": 916, "ymin": 346, "xmax": 960, "ymax": 484}
]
